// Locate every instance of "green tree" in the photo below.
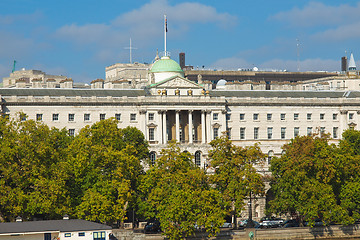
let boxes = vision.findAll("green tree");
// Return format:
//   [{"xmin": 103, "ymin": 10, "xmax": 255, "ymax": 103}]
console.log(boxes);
[
  {"xmin": 66, "ymin": 119, "xmax": 147, "ymax": 224},
  {"xmin": 0, "ymin": 115, "xmax": 72, "ymax": 221},
  {"xmin": 208, "ymin": 136, "xmax": 265, "ymax": 228},
  {"xmin": 138, "ymin": 141, "xmax": 227, "ymax": 240},
  {"xmin": 268, "ymin": 134, "xmax": 351, "ymax": 226}
]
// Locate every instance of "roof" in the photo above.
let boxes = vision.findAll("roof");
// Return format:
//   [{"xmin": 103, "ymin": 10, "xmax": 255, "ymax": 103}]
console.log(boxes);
[
  {"xmin": 0, "ymin": 88, "xmax": 147, "ymax": 97},
  {"xmin": 210, "ymin": 90, "xmax": 359, "ymax": 98},
  {"xmin": 150, "ymin": 56, "xmax": 184, "ymax": 73},
  {"xmin": 0, "ymin": 219, "xmax": 111, "ymax": 235}
]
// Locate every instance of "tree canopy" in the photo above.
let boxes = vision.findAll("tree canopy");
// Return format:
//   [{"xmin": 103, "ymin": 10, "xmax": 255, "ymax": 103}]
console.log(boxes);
[
  {"xmin": 268, "ymin": 130, "xmax": 360, "ymax": 226},
  {"xmin": 138, "ymin": 141, "xmax": 227, "ymax": 240}
]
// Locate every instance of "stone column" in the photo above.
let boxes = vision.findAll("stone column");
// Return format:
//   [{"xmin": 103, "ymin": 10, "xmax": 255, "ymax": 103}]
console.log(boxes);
[
  {"xmin": 221, "ymin": 110, "xmax": 227, "ymax": 135},
  {"xmin": 176, "ymin": 110, "xmax": 180, "ymax": 142},
  {"xmin": 158, "ymin": 111, "xmax": 163, "ymax": 144},
  {"xmin": 201, "ymin": 110, "xmax": 206, "ymax": 144},
  {"xmin": 139, "ymin": 110, "xmax": 147, "ymax": 140},
  {"xmin": 163, "ymin": 110, "xmax": 167, "ymax": 144},
  {"xmin": 188, "ymin": 110, "xmax": 193, "ymax": 144},
  {"xmin": 206, "ymin": 110, "xmax": 212, "ymax": 141}
]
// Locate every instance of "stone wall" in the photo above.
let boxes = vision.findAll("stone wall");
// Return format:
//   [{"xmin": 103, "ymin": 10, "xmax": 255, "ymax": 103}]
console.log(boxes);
[{"xmin": 113, "ymin": 224, "xmax": 360, "ymax": 240}]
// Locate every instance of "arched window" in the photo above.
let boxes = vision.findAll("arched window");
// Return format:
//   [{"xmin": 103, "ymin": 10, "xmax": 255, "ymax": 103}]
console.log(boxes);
[
  {"xmin": 195, "ymin": 151, "xmax": 201, "ymax": 167},
  {"xmin": 268, "ymin": 150, "xmax": 274, "ymax": 165},
  {"xmin": 254, "ymin": 204, "xmax": 260, "ymax": 218},
  {"xmin": 149, "ymin": 152, "xmax": 156, "ymax": 166}
]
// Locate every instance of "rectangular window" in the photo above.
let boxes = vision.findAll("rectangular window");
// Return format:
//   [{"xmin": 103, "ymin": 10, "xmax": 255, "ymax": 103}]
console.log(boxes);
[
  {"xmin": 130, "ymin": 113, "xmax": 137, "ymax": 121},
  {"xmin": 227, "ymin": 128, "xmax": 231, "ymax": 139},
  {"xmin": 93, "ymin": 231, "xmax": 106, "ymax": 240},
  {"xmin": 84, "ymin": 113, "xmax": 90, "ymax": 121},
  {"xmin": 68, "ymin": 113, "xmax": 75, "ymax": 122},
  {"xmin": 68, "ymin": 129, "xmax": 75, "ymax": 137},
  {"xmin": 213, "ymin": 113, "xmax": 219, "ymax": 120},
  {"xmin": 254, "ymin": 127, "xmax": 259, "ymax": 140},
  {"xmin": 36, "ymin": 113, "xmax": 43, "ymax": 121},
  {"xmin": 307, "ymin": 113, "xmax": 312, "ymax": 120},
  {"xmin": 253, "ymin": 113, "xmax": 259, "ymax": 121},
  {"xmin": 267, "ymin": 114, "xmax": 272, "ymax": 121},
  {"xmin": 267, "ymin": 127, "xmax": 273, "ymax": 139},
  {"xmin": 349, "ymin": 113, "xmax": 354, "ymax": 120},
  {"xmin": 333, "ymin": 127, "xmax": 338, "ymax": 139},
  {"xmin": 320, "ymin": 127, "xmax": 326, "ymax": 136},
  {"xmin": 294, "ymin": 127, "xmax": 299, "ymax": 137},
  {"xmin": 148, "ymin": 113, "xmax": 154, "ymax": 121},
  {"xmin": 307, "ymin": 127, "xmax": 312, "ymax": 136},
  {"xmin": 226, "ymin": 114, "xmax": 231, "ymax": 121},
  {"xmin": 213, "ymin": 127, "xmax": 219, "ymax": 139},
  {"xmin": 149, "ymin": 128, "xmax": 155, "ymax": 141},
  {"xmin": 64, "ymin": 233, "xmax": 71, "ymax": 237},
  {"xmin": 52, "ymin": 113, "xmax": 59, "ymax": 121},
  {"xmin": 320, "ymin": 113, "xmax": 325, "ymax": 120},
  {"xmin": 294, "ymin": 113, "xmax": 299, "ymax": 120},
  {"xmin": 100, "ymin": 113, "xmax": 106, "ymax": 120},
  {"xmin": 78, "ymin": 232, "xmax": 85, "ymax": 237},
  {"xmin": 281, "ymin": 127, "xmax": 286, "ymax": 139},
  {"xmin": 115, "ymin": 113, "xmax": 121, "ymax": 121},
  {"xmin": 240, "ymin": 128, "xmax": 245, "ymax": 140},
  {"xmin": 333, "ymin": 113, "xmax": 338, "ymax": 120},
  {"xmin": 240, "ymin": 113, "xmax": 245, "ymax": 121},
  {"xmin": 280, "ymin": 113, "xmax": 286, "ymax": 121}
]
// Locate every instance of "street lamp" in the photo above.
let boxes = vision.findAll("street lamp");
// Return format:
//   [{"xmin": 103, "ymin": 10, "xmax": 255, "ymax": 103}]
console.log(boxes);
[{"xmin": 246, "ymin": 192, "xmax": 255, "ymax": 228}]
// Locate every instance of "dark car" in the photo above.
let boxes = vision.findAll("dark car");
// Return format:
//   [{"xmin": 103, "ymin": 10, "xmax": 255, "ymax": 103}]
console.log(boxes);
[
  {"xmin": 144, "ymin": 220, "xmax": 161, "ymax": 233},
  {"xmin": 282, "ymin": 219, "xmax": 300, "ymax": 228}
]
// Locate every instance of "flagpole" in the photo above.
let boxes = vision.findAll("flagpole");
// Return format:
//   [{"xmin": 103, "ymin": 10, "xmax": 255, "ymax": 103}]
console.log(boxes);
[{"xmin": 164, "ymin": 15, "xmax": 167, "ymax": 57}]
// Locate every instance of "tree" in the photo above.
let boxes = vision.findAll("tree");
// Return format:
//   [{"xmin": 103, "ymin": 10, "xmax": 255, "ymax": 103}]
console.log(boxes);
[
  {"xmin": 0, "ymin": 115, "xmax": 72, "ymax": 221},
  {"xmin": 268, "ymin": 134, "xmax": 352, "ymax": 226},
  {"xmin": 138, "ymin": 141, "xmax": 227, "ymax": 240},
  {"xmin": 66, "ymin": 119, "xmax": 147, "ymax": 224},
  {"xmin": 208, "ymin": 136, "xmax": 265, "ymax": 228}
]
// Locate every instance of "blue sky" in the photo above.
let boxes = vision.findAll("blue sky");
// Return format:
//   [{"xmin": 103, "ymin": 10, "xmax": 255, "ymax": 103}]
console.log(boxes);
[{"xmin": 1, "ymin": 0, "xmax": 360, "ymax": 83}]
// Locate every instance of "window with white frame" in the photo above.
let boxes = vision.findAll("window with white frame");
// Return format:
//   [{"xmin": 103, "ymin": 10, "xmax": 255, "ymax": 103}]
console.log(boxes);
[
  {"xmin": 349, "ymin": 113, "xmax": 354, "ymax": 120},
  {"xmin": 333, "ymin": 127, "xmax": 338, "ymax": 139},
  {"xmin": 240, "ymin": 113, "xmax": 245, "ymax": 120},
  {"xmin": 240, "ymin": 127, "xmax": 245, "ymax": 140},
  {"xmin": 130, "ymin": 113, "xmax": 136, "ymax": 121},
  {"xmin": 93, "ymin": 231, "xmax": 106, "ymax": 240},
  {"xmin": 100, "ymin": 113, "xmax": 106, "ymax": 120},
  {"xmin": 280, "ymin": 113, "xmax": 286, "ymax": 121},
  {"xmin": 68, "ymin": 129, "xmax": 75, "ymax": 137},
  {"xmin": 333, "ymin": 113, "xmax": 338, "ymax": 120},
  {"xmin": 307, "ymin": 113, "xmax": 312, "ymax": 120},
  {"xmin": 148, "ymin": 128, "xmax": 155, "ymax": 141},
  {"xmin": 254, "ymin": 127, "xmax": 259, "ymax": 140},
  {"xmin": 84, "ymin": 113, "xmax": 90, "ymax": 121},
  {"xmin": 294, "ymin": 127, "xmax": 299, "ymax": 137},
  {"xmin": 148, "ymin": 113, "xmax": 154, "ymax": 121},
  {"xmin": 213, "ymin": 113, "xmax": 219, "ymax": 121},
  {"xmin": 213, "ymin": 127, "xmax": 219, "ymax": 139},
  {"xmin": 294, "ymin": 113, "xmax": 299, "ymax": 120},
  {"xmin": 149, "ymin": 152, "xmax": 156, "ymax": 165},
  {"xmin": 307, "ymin": 127, "xmax": 312, "ymax": 136},
  {"xmin": 267, "ymin": 113, "xmax": 272, "ymax": 121},
  {"xmin": 68, "ymin": 113, "xmax": 75, "ymax": 122},
  {"xmin": 320, "ymin": 113, "xmax": 325, "ymax": 120},
  {"xmin": 281, "ymin": 127, "xmax": 286, "ymax": 139},
  {"xmin": 115, "ymin": 113, "xmax": 121, "ymax": 121},
  {"xmin": 52, "ymin": 113, "xmax": 59, "ymax": 121},
  {"xmin": 36, "ymin": 113, "xmax": 43, "ymax": 121},
  {"xmin": 253, "ymin": 113, "xmax": 259, "ymax": 121},
  {"xmin": 195, "ymin": 151, "xmax": 201, "ymax": 167},
  {"xmin": 267, "ymin": 127, "xmax": 273, "ymax": 139}
]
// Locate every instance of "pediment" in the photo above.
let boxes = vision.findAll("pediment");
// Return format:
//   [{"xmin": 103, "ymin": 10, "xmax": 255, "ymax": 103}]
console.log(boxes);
[{"xmin": 148, "ymin": 76, "xmax": 202, "ymax": 89}]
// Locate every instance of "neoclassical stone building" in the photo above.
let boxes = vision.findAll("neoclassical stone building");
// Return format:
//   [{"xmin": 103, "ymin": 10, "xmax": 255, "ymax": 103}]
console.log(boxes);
[{"xmin": 1, "ymin": 53, "xmax": 360, "ymax": 220}]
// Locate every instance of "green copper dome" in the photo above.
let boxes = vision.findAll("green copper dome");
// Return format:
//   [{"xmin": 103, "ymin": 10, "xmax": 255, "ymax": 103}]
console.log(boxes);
[{"xmin": 150, "ymin": 56, "xmax": 184, "ymax": 73}]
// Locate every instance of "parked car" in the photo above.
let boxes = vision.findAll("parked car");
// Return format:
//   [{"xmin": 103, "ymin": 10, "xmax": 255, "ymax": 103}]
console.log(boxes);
[
  {"xmin": 238, "ymin": 219, "xmax": 260, "ymax": 229},
  {"xmin": 144, "ymin": 220, "xmax": 161, "ymax": 233},
  {"xmin": 259, "ymin": 217, "xmax": 284, "ymax": 228},
  {"xmin": 282, "ymin": 219, "xmax": 300, "ymax": 228},
  {"xmin": 221, "ymin": 222, "xmax": 233, "ymax": 228}
]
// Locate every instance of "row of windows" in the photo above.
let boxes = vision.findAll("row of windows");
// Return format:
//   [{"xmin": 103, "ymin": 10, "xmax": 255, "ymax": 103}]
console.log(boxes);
[
  {"xmin": 234, "ymin": 113, "xmax": 344, "ymax": 121},
  {"xmin": 35, "ymin": 113, "xmax": 137, "ymax": 122},
  {"xmin": 149, "ymin": 151, "xmax": 202, "ymax": 167},
  {"xmin": 227, "ymin": 126, "xmax": 339, "ymax": 140}
]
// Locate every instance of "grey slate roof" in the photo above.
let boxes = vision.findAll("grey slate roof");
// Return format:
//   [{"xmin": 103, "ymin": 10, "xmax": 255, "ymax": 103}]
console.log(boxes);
[
  {"xmin": 210, "ymin": 90, "xmax": 357, "ymax": 98},
  {"xmin": 0, "ymin": 219, "xmax": 111, "ymax": 234},
  {"xmin": 0, "ymin": 88, "xmax": 147, "ymax": 97}
]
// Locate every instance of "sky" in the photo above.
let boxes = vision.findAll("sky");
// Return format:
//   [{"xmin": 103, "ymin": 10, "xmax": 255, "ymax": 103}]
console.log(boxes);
[{"xmin": 1, "ymin": 0, "xmax": 360, "ymax": 83}]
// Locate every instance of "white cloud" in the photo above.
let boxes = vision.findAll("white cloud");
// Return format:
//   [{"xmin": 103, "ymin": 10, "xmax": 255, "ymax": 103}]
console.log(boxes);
[
  {"xmin": 54, "ymin": 0, "xmax": 237, "ymax": 62},
  {"xmin": 0, "ymin": 11, "xmax": 43, "ymax": 25},
  {"xmin": 271, "ymin": 2, "xmax": 360, "ymax": 28},
  {"xmin": 311, "ymin": 22, "xmax": 360, "ymax": 41}
]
